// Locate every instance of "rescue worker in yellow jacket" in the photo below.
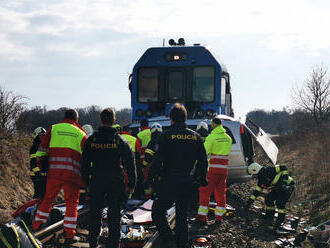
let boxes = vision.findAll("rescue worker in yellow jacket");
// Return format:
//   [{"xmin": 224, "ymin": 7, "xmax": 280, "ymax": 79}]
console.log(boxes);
[
  {"xmin": 137, "ymin": 119, "xmax": 152, "ymax": 183},
  {"xmin": 33, "ymin": 109, "xmax": 87, "ymax": 244},
  {"xmin": 121, "ymin": 125, "xmax": 145, "ymax": 199},
  {"xmin": 197, "ymin": 116, "xmax": 232, "ymax": 222},
  {"xmin": 137, "ymin": 119, "xmax": 151, "ymax": 159},
  {"xmin": 244, "ymin": 163, "xmax": 295, "ymax": 233},
  {"xmin": 30, "ymin": 127, "xmax": 46, "ymax": 199}
]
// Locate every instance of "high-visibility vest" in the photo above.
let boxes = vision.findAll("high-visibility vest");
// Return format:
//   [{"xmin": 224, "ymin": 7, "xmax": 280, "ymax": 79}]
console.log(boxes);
[
  {"xmin": 121, "ymin": 133, "xmax": 137, "ymax": 152},
  {"xmin": 137, "ymin": 128, "xmax": 151, "ymax": 148},
  {"xmin": 204, "ymin": 125, "xmax": 232, "ymax": 174},
  {"xmin": 45, "ymin": 122, "xmax": 86, "ymax": 186}
]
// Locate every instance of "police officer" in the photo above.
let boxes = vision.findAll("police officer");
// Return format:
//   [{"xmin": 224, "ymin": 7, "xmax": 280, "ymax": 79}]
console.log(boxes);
[
  {"xmin": 82, "ymin": 108, "xmax": 136, "ymax": 248},
  {"xmin": 30, "ymin": 127, "xmax": 46, "ymax": 199},
  {"xmin": 244, "ymin": 163, "xmax": 295, "ymax": 233},
  {"xmin": 150, "ymin": 103, "xmax": 208, "ymax": 248}
]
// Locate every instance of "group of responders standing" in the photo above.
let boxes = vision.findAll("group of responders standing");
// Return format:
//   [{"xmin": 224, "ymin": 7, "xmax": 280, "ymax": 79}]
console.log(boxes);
[{"xmin": 28, "ymin": 104, "xmax": 295, "ymax": 248}]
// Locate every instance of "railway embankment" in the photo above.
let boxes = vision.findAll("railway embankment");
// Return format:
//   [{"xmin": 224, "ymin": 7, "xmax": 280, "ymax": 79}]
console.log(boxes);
[{"xmin": 0, "ymin": 128, "xmax": 329, "ymax": 247}]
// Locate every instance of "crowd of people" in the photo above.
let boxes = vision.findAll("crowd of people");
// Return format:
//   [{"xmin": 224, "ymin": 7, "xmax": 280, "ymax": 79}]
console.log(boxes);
[{"xmin": 29, "ymin": 104, "xmax": 295, "ymax": 248}]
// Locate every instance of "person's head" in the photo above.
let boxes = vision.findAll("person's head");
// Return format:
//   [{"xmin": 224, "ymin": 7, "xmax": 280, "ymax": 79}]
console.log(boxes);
[
  {"xmin": 113, "ymin": 124, "xmax": 122, "ymax": 133},
  {"xmin": 169, "ymin": 103, "xmax": 187, "ymax": 124},
  {"xmin": 211, "ymin": 115, "xmax": 222, "ymax": 129},
  {"xmin": 196, "ymin": 121, "xmax": 209, "ymax": 137},
  {"xmin": 100, "ymin": 108, "xmax": 116, "ymax": 127},
  {"xmin": 197, "ymin": 121, "xmax": 208, "ymax": 132},
  {"xmin": 33, "ymin": 127, "xmax": 46, "ymax": 139},
  {"xmin": 151, "ymin": 122, "xmax": 162, "ymax": 133},
  {"xmin": 140, "ymin": 119, "xmax": 148, "ymax": 128},
  {"xmin": 64, "ymin": 109, "xmax": 79, "ymax": 122},
  {"xmin": 122, "ymin": 125, "xmax": 131, "ymax": 132}
]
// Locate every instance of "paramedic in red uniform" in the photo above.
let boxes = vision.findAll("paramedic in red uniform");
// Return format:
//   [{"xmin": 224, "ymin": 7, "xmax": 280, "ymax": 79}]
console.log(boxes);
[
  {"xmin": 197, "ymin": 116, "xmax": 232, "ymax": 222},
  {"xmin": 33, "ymin": 109, "xmax": 87, "ymax": 244}
]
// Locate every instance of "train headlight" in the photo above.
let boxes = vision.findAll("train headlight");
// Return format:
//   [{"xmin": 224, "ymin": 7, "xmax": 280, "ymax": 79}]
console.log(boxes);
[
  {"xmin": 206, "ymin": 109, "xmax": 216, "ymax": 117},
  {"xmin": 196, "ymin": 109, "xmax": 204, "ymax": 118},
  {"xmin": 136, "ymin": 109, "xmax": 144, "ymax": 117}
]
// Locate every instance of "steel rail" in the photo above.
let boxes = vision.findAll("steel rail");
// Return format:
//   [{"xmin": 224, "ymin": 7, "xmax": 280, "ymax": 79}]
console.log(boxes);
[
  {"xmin": 143, "ymin": 212, "xmax": 176, "ymax": 248},
  {"xmin": 34, "ymin": 207, "xmax": 176, "ymax": 247}
]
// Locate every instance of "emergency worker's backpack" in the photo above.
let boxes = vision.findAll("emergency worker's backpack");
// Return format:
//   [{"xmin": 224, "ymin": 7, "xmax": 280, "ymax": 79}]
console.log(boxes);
[{"xmin": 0, "ymin": 219, "xmax": 42, "ymax": 248}]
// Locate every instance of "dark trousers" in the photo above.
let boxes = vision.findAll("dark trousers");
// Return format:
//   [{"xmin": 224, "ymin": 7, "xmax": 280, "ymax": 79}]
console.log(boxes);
[
  {"xmin": 32, "ymin": 176, "xmax": 47, "ymax": 199},
  {"xmin": 265, "ymin": 185, "xmax": 294, "ymax": 226},
  {"xmin": 152, "ymin": 180, "xmax": 192, "ymax": 248},
  {"xmin": 88, "ymin": 180, "xmax": 125, "ymax": 248}
]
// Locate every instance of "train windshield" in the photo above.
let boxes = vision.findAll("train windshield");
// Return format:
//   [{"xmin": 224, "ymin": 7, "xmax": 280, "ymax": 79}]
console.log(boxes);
[
  {"xmin": 138, "ymin": 68, "xmax": 158, "ymax": 102},
  {"xmin": 192, "ymin": 67, "xmax": 215, "ymax": 102},
  {"xmin": 168, "ymin": 70, "xmax": 184, "ymax": 101}
]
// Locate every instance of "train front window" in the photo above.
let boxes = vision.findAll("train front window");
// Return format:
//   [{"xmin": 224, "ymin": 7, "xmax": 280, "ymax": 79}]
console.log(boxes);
[
  {"xmin": 192, "ymin": 67, "xmax": 215, "ymax": 102},
  {"xmin": 168, "ymin": 70, "xmax": 184, "ymax": 101},
  {"xmin": 138, "ymin": 68, "xmax": 159, "ymax": 102}
]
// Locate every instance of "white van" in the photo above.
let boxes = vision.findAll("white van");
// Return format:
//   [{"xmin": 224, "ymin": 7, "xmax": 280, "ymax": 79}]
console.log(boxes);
[{"xmin": 130, "ymin": 115, "xmax": 278, "ymax": 184}]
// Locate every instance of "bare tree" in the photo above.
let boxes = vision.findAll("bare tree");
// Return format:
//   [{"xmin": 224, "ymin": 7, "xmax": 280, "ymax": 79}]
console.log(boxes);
[
  {"xmin": 292, "ymin": 66, "xmax": 330, "ymax": 125},
  {"xmin": 0, "ymin": 86, "xmax": 27, "ymax": 133}
]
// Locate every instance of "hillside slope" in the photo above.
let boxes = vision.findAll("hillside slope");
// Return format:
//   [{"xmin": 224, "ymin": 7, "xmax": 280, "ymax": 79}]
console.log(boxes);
[
  {"xmin": 0, "ymin": 133, "xmax": 33, "ymax": 223},
  {"xmin": 0, "ymin": 130, "xmax": 328, "ymax": 247}
]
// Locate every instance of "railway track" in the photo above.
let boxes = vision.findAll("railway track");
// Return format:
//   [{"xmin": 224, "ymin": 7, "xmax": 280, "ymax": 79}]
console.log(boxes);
[{"xmin": 34, "ymin": 207, "xmax": 176, "ymax": 248}]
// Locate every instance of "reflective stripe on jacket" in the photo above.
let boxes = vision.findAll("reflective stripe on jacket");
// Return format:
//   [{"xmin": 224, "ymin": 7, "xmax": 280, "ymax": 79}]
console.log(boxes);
[
  {"xmin": 37, "ymin": 120, "xmax": 87, "ymax": 187},
  {"xmin": 204, "ymin": 125, "xmax": 232, "ymax": 174}
]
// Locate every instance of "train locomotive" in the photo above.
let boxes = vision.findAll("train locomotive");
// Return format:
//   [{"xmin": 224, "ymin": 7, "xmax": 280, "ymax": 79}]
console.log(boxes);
[{"xmin": 129, "ymin": 38, "xmax": 233, "ymax": 122}]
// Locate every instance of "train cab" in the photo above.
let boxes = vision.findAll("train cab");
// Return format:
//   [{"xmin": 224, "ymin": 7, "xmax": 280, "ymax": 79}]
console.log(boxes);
[{"xmin": 129, "ymin": 39, "xmax": 233, "ymax": 122}]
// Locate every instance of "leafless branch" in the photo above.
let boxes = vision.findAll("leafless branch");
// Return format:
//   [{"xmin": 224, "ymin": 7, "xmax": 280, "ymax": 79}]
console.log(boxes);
[{"xmin": 291, "ymin": 66, "xmax": 330, "ymax": 125}]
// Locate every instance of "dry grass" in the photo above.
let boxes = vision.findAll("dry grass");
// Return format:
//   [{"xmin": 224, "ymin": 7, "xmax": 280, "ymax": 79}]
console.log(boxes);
[
  {"xmin": 0, "ymin": 132, "xmax": 33, "ymax": 223},
  {"xmin": 256, "ymin": 127, "xmax": 330, "ymax": 226}
]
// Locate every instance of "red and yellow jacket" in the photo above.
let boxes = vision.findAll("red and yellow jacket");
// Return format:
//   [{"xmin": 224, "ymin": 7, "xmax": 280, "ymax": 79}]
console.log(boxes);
[
  {"xmin": 137, "ymin": 127, "xmax": 151, "ymax": 160},
  {"xmin": 204, "ymin": 125, "xmax": 232, "ymax": 175},
  {"xmin": 36, "ymin": 119, "xmax": 87, "ymax": 187},
  {"xmin": 121, "ymin": 131, "xmax": 142, "ymax": 155}
]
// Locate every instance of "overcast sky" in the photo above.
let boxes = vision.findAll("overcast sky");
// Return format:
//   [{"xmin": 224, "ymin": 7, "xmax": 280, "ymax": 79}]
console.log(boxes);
[{"xmin": 1, "ymin": 0, "xmax": 330, "ymax": 118}]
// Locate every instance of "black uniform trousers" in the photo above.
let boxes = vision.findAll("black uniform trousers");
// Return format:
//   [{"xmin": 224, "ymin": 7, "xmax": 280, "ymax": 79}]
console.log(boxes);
[
  {"xmin": 152, "ymin": 179, "xmax": 193, "ymax": 248},
  {"xmin": 32, "ymin": 176, "xmax": 47, "ymax": 199},
  {"xmin": 265, "ymin": 185, "xmax": 294, "ymax": 226},
  {"xmin": 88, "ymin": 178, "xmax": 126, "ymax": 248}
]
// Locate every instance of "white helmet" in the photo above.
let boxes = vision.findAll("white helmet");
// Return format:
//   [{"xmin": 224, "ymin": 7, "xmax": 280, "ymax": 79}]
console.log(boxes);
[
  {"xmin": 33, "ymin": 127, "xmax": 46, "ymax": 138},
  {"xmin": 248, "ymin": 163, "xmax": 262, "ymax": 175},
  {"xmin": 196, "ymin": 121, "xmax": 208, "ymax": 131},
  {"xmin": 82, "ymin": 124, "xmax": 94, "ymax": 136},
  {"xmin": 151, "ymin": 122, "xmax": 162, "ymax": 133}
]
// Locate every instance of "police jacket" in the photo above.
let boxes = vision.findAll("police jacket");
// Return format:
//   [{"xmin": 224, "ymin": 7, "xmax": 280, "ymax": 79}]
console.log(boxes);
[
  {"xmin": 144, "ymin": 131, "xmax": 161, "ymax": 165},
  {"xmin": 149, "ymin": 122, "xmax": 208, "ymax": 184},
  {"xmin": 82, "ymin": 126, "xmax": 137, "ymax": 189},
  {"xmin": 248, "ymin": 165, "xmax": 295, "ymax": 203}
]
